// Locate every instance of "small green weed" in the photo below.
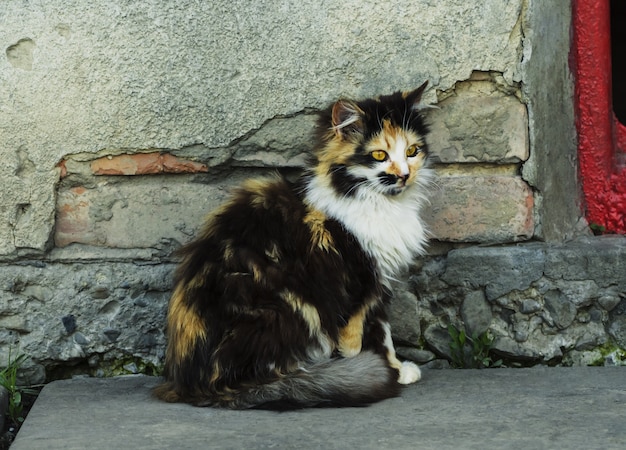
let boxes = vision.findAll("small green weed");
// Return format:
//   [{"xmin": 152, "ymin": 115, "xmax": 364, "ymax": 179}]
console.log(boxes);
[
  {"xmin": 0, "ymin": 349, "xmax": 39, "ymax": 424},
  {"xmin": 589, "ymin": 222, "xmax": 607, "ymax": 235},
  {"xmin": 448, "ymin": 324, "xmax": 502, "ymax": 369},
  {"xmin": 588, "ymin": 342, "xmax": 626, "ymax": 366}
]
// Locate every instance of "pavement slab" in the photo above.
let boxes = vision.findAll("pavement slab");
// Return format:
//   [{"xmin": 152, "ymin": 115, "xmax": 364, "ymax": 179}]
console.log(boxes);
[{"xmin": 11, "ymin": 367, "xmax": 626, "ymax": 449}]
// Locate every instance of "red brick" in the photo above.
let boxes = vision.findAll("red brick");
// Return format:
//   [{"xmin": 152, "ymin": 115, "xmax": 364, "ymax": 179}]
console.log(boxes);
[
  {"xmin": 90, "ymin": 153, "xmax": 208, "ymax": 176},
  {"xmin": 57, "ymin": 159, "xmax": 68, "ymax": 178},
  {"xmin": 160, "ymin": 153, "xmax": 209, "ymax": 174}
]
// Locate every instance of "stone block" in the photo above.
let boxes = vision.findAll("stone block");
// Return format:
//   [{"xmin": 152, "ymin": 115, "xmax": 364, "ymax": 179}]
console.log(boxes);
[
  {"xmin": 388, "ymin": 287, "xmax": 421, "ymax": 346},
  {"xmin": 544, "ymin": 236, "xmax": 626, "ymax": 288},
  {"xmin": 609, "ymin": 299, "xmax": 626, "ymax": 348},
  {"xmin": 543, "ymin": 289, "xmax": 577, "ymax": 329},
  {"xmin": 429, "ymin": 79, "xmax": 529, "ymax": 163},
  {"xmin": 460, "ymin": 290, "xmax": 492, "ymax": 336},
  {"xmin": 423, "ymin": 175, "xmax": 534, "ymax": 244},
  {"xmin": 54, "ymin": 171, "xmax": 263, "ymax": 249},
  {"xmin": 0, "ymin": 167, "xmax": 58, "ymax": 254},
  {"xmin": 395, "ymin": 347, "xmax": 436, "ymax": 364},
  {"xmin": 54, "ymin": 165, "xmax": 536, "ymax": 251},
  {"xmin": 415, "ymin": 237, "xmax": 626, "ymax": 364},
  {"xmin": 441, "ymin": 243, "xmax": 545, "ymax": 301}
]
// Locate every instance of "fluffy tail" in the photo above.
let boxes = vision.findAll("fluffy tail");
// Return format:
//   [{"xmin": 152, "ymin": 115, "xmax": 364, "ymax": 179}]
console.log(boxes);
[
  {"xmin": 155, "ymin": 351, "xmax": 401, "ymax": 410},
  {"xmin": 223, "ymin": 351, "xmax": 401, "ymax": 409}
]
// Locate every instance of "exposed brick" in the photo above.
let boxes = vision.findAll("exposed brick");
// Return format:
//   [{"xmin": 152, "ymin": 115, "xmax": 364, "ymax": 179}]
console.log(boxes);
[
  {"xmin": 57, "ymin": 172, "xmax": 533, "ymax": 249},
  {"xmin": 57, "ymin": 159, "xmax": 68, "ymax": 178},
  {"xmin": 423, "ymin": 175, "xmax": 534, "ymax": 243},
  {"xmin": 54, "ymin": 171, "xmax": 258, "ymax": 249},
  {"xmin": 55, "ymin": 186, "xmax": 95, "ymax": 247},
  {"xmin": 159, "ymin": 153, "xmax": 206, "ymax": 173},
  {"xmin": 90, "ymin": 153, "xmax": 208, "ymax": 176}
]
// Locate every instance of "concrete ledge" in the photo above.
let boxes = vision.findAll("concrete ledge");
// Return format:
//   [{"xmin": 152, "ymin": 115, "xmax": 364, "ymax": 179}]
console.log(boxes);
[{"xmin": 12, "ymin": 368, "xmax": 626, "ymax": 449}]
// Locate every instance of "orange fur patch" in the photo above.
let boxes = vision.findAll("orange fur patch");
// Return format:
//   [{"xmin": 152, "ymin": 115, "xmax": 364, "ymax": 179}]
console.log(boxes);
[
  {"xmin": 222, "ymin": 239, "xmax": 235, "ymax": 264},
  {"xmin": 167, "ymin": 284, "xmax": 207, "ymax": 363},
  {"xmin": 338, "ymin": 304, "xmax": 370, "ymax": 357},
  {"xmin": 303, "ymin": 207, "xmax": 336, "ymax": 253},
  {"xmin": 152, "ymin": 382, "xmax": 182, "ymax": 403},
  {"xmin": 241, "ymin": 177, "xmax": 279, "ymax": 209},
  {"xmin": 314, "ymin": 137, "xmax": 357, "ymax": 180}
]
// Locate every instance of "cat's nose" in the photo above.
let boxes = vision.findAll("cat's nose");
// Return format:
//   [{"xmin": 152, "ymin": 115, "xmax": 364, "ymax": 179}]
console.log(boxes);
[{"xmin": 398, "ymin": 173, "xmax": 409, "ymax": 185}]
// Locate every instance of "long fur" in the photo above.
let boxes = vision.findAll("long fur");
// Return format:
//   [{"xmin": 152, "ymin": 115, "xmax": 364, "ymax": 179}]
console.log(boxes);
[
  {"xmin": 157, "ymin": 351, "xmax": 399, "ymax": 410},
  {"xmin": 154, "ymin": 83, "xmax": 431, "ymax": 409}
]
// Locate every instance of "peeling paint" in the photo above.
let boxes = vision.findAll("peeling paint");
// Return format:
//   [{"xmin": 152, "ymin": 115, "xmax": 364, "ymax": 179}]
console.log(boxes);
[{"xmin": 573, "ymin": 0, "xmax": 626, "ymax": 233}]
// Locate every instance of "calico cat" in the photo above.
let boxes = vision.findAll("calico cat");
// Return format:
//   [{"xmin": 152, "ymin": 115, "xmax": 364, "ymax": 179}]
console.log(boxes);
[{"xmin": 154, "ymin": 82, "xmax": 433, "ymax": 409}]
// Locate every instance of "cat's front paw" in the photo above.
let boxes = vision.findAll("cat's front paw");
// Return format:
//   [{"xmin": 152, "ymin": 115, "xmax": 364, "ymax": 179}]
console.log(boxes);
[{"xmin": 397, "ymin": 361, "xmax": 421, "ymax": 384}]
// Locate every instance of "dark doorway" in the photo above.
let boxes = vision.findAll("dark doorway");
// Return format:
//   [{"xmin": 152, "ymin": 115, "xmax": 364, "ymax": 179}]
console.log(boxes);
[{"xmin": 612, "ymin": 0, "xmax": 626, "ymax": 123}]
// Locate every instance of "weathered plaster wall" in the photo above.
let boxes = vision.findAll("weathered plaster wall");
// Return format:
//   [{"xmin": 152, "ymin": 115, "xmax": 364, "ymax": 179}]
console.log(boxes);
[{"xmin": 0, "ymin": 0, "xmax": 524, "ymax": 256}]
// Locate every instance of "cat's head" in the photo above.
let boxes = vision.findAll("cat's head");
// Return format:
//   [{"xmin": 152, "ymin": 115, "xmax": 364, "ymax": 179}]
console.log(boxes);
[{"xmin": 312, "ymin": 82, "xmax": 430, "ymax": 198}]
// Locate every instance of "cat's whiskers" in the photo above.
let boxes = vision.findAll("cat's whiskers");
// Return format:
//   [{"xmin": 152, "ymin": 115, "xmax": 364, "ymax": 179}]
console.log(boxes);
[
  {"xmin": 344, "ymin": 178, "xmax": 377, "ymax": 199},
  {"xmin": 401, "ymin": 106, "xmax": 409, "ymax": 132}
]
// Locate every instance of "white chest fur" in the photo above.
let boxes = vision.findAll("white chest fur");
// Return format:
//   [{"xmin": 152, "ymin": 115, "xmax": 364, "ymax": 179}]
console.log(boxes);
[{"xmin": 305, "ymin": 176, "xmax": 430, "ymax": 282}]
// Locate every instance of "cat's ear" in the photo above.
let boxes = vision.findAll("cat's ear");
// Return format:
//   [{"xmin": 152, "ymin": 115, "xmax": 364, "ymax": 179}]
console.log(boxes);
[
  {"xmin": 331, "ymin": 100, "xmax": 364, "ymax": 138},
  {"xmin": 403, "ymin": 81, "xmax": 429, "ymax": 110}
]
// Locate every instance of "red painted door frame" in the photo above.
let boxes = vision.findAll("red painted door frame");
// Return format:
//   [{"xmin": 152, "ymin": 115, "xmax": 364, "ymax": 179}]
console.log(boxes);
[{"xmin": 573, "ymin": 0, "xmax": 626, "ymax": 233}]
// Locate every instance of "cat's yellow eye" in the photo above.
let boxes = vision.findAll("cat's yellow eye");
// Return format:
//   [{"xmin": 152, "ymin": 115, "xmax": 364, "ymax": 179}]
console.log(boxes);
[
  {"xmin": 371, "ymin": 150, "xmax": 388, "ymax": 161},
  {"xmin": 406, "ymin": 144, "xmax": 421, "ymax": 157}
]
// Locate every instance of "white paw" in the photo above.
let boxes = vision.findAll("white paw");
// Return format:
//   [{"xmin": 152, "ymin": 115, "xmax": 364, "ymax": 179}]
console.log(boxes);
[{"xmin": 397, "ymin": 361, "xmax": 421, "ymax": 384}]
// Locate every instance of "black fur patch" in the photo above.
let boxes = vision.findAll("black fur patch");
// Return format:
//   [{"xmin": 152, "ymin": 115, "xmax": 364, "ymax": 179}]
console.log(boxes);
[
  {"xmin": 329, "ymin": 164, "xmax": 366, "ymax": 197},
  {"xmin": 377, "ymin": 172, "xmax": 399, "ymax": 186}
]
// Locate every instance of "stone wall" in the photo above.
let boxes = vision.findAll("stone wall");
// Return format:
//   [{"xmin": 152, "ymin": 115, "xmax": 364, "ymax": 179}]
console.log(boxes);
[
  {"xmin": 1, "ymin": 0, "xmax": 623, "ymax": 383},
  {"xmin": 393, "ymin": 236, "xmax": 626, "ymax": 369}
]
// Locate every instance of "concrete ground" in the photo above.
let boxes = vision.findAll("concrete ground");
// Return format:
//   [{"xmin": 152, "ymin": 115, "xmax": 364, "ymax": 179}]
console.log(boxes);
[{"xmin": 10, "ymin": 367, "xmax": 626, "ymax": 450}]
